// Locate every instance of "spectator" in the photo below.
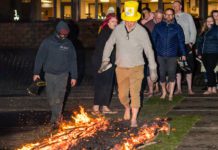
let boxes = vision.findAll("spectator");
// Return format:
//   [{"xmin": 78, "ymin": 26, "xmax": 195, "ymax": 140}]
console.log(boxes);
[
  {"xmin": 197, "ymin": 16, "xmax": 218, "ymax": 94},
  {"xmin": 100, "ymin": 1, "xmax": 157, "ymax": 127},
  {"xmin": 33, "ymin": 21, "xmax": 78, "ymax": 129},
  {"xmin": 211, "ymin": 10, "xmax": 218, "ymax": 25},
  {"xmin": 152, "ymin": 8, "xmax": 186, "ymax": 101},
  {"xmin": 211, "ymin": 10, "xmax": 218, "ymax": 89},
  {"xmin": 145, "ymin": 10, "xmax": 163, "ymax": 32},
  {"xmin": 107, "ymin": 7, "xmax": 115, "ymax": 16},
  {"xmin": 144, "ymin": 10, "xmax": 163, "ymax": 97},
  {"xmin": 140, "ymin": 7, "xmax": 154, "ymax": 25},
  {"xmin": 92, "ymin": 14, "xmax": 118, "ymax": 114},
  {"xmin": 173, "ymin": 1, "xmax": 197, "ymax": 95}
]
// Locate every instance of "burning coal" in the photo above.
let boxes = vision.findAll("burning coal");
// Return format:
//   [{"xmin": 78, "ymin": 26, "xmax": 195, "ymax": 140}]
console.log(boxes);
[
  {"xmin": 18, "ymin": 107, "xmax": 171, "ymax": 150},
  {"xmin": 18, "ymin": 106, "xmax": 109, "ymax": 150},
  {"xmin": 113, "ymin": 118, "xmax": 170, "ymax": 150}
]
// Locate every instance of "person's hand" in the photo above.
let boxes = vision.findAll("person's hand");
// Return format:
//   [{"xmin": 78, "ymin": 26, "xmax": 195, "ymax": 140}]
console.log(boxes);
[
  {"xmin": 98, "ymin": 61, "xmax": 112, "ymax": 73},
  {"xmin": 71, "ymin": 79, "xmax": 77, "ymax": 87},
  {"xmin": 189, "ymin": 43, "xmax": 193, "ymax": 48},
  {"xmin": 141, "ymin": 19, "xmax": 146, "ymax": 25},
  {"xmin": 181, "ymin": 56, "xmax": 186, "ymax": 61},
  {"xmin": 33, "ymin": 75, "xmax": 40, "ymax": 81},
  {"xmin": 150, "ymin": 69, "xmax": 158, "ymax": 83},
  {"xmin": 198, "ymin": 55, "xmax": 202, "ymax": 59}
]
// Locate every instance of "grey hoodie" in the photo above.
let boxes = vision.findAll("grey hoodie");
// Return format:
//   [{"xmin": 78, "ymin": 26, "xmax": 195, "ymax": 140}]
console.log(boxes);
[{"xmin": 34, "ymin": 21, "xmax": 78, "ymax": 79}]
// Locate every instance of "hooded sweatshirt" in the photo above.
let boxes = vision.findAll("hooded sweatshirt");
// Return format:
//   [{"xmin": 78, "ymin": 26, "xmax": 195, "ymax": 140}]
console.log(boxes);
[{"xmin": 34, "ymin": 21, "xmax": 78, "ymax": 79}]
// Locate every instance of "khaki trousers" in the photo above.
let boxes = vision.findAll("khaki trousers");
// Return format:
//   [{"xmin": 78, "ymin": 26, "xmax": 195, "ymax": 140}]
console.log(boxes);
[{"xmin": 115, "ymin": 65, "xmax": 144, "ymax": 108}]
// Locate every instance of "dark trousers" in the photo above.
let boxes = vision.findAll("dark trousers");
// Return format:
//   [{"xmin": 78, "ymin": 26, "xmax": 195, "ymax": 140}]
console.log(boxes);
[
  {"xmin": 202, "ymin": 53, "xmax": 218, "ymax": 87},
  {"xmin": 94, "ymin": 67, "xmax": 115, "ymax": 106},
  {"xmin": 157, "ymin": 56, "xmax": 177, "ymax": 82},
  {"xmin": 45, "ymin": 73, "xmax": 68, "ymax": 124}
]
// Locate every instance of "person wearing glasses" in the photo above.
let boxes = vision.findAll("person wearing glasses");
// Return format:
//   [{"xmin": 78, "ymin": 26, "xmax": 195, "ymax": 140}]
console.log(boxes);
[
  {"xmin": 99, "ymin": 1, "xmax": 157, "ymax": 127},
  {"xmin": 152, "ymin": 8, "xmax": 186, "ymax": 101}
]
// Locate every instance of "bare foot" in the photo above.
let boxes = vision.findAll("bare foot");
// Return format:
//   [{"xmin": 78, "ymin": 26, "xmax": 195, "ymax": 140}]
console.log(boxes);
[
  {"xmin": 212, "ymin": 90, "xmax": 217, "ymax": 94},
  {"xmin": 102, "ymin": 106, "xmax": 117, "ymax": 114},
  {"xmin": 212, "ymin": 88, "xmax": 217, "ymax": 94},
  {"xmin": 174, "ymin": 90, "xmax": 182, "ymax": 95},
  {"xmin": 160, "ymin": 93, "xmax": 167, "ymax": 99},
  {"xmin": 203, "ymin": 90, "xmax": 212, "ymax": 95},
  {"xmin": 147, "ymin": 93, "xmax": 153, "ymax": 98},
  {"xmin": 168, "ymin": 95, "xmax": 173, "ymax": 101},
  {"xmin": 188, "ymin": 90, "xmax": 195, "ymax": 95},
  {"xmin": 124, "ymin": 108, "xmax": 130, "ymax": 120},
  {"xmin": 130, "ymin": 119, "xmax": 138, "ymax": 128}
]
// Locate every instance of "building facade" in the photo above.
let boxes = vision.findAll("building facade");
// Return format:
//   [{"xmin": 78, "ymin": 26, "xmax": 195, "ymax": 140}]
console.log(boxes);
[{"xmin": 0, "ymin": 0, "xmax": 217, "ymax": 22}]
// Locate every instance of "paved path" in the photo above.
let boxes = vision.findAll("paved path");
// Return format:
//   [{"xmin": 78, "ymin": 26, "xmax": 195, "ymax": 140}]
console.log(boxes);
[{"xmin": 169, "ymin": 94, "xmax": 218, "ymax": 150}]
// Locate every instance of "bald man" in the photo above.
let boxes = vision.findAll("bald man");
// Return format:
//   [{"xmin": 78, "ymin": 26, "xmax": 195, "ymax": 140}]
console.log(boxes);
[{"xmin": 173, "ymin": 1, "xmax": 197, "ymax": 95}]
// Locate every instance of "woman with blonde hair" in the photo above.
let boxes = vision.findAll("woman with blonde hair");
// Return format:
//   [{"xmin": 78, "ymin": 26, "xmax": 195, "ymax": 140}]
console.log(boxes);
[{"xmin": 197, "ymin": 16, "xmax": 218, "ymax": 94}]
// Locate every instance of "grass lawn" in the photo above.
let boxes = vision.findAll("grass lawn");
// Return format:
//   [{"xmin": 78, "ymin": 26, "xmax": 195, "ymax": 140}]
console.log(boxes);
[
  {"xmin": 139, "ymin": 96, "xmax": 184, "ymax": 119},
  {"xmin": 145, "ymin": 115, "xmax": 200, "ymax": 150},
  {"xmin": 137, "ymin": 96, "xmax": 201, "ymax": 150}
]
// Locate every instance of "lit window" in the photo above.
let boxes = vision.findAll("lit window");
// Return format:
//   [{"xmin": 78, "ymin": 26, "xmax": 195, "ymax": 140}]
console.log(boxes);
[
  {"xmin": 208, "ymin": 0, "xmax": 218, "ymax": 15},
  {"xmin": 41, "ymin": 0, "xmax": 54, "ymax": 20}
]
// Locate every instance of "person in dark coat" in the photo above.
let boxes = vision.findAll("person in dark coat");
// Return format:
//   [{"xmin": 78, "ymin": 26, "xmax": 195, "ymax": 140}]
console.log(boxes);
[
  {"xmin": 144, "ymin": 10, "xmax": 163, "ymax": 97},
  {"xmin": 152, "ymin": 8, "xmax": 186, "ymax": 101},
  {"xmin": 92, "ymin": 13, "xmax": 118, "ymax": 114},
  {"xmin": 33, "ymin": 21, "xmax": 78, "ymax": 129},
  {"xmin": 197, "ymin": 16, "xmax": 218, "ymax": 94}
]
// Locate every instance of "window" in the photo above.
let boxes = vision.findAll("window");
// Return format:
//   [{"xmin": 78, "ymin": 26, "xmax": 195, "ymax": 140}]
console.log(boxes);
[
  {"xmin": 98, "ymin": 0, "xmax": 116, "ymax": 19},
  {"xmin": 208, "ymin": 0, "xmax": 218, "ymax": 15},
  {"xmin": 41, "ymin": 0, "xmax": 54, "ymax": 20},
  {"xmin": 141, "ymin": 0, "xmax": 158, "ymax": 12},
  {"xmin": 80, "ymin": 0, "xmax": 117, "ymax": 20},
  {"xmin": 184, "ymin": 0, "xmax": 199, "ymax": 18},
  {"xmin": 80, "ymin": 0, "xmax": 96, "ymax": 19},
  {"xmin": 41, "ymin": 0, "xmax": 74, "ymax": 20}
]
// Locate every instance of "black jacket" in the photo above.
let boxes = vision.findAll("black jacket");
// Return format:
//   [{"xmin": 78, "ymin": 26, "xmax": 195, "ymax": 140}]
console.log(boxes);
[
  {"xmin": 197, "ymin": 25, "xmax": 218, "ymax": 55},
  {"xmin": 34, "ymin": 21, "xmax": 78, "ymax": 79},
  {"xmin": 92, "ymin": 26, "xmax": 115, "ymax": 73},
  {"xmin": 152, "ymin": 21, "xmax": 186, "ymax": 57}
]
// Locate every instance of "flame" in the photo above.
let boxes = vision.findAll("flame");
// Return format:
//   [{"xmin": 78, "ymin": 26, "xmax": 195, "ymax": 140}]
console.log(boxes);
[
  {"xmin": 18, "ymin": 107, "xmax": 170, "ymax": 150},
  {"xmin": 122, "ymin": 118, "xmax": 170, "ymax": 150},
  {"xmin": 17, "ymin": 106, "xmax": 109, "ymax": 150},
  {"xmin": 72, "ymin": 106, "xmax": 91, "ymax": 124}
]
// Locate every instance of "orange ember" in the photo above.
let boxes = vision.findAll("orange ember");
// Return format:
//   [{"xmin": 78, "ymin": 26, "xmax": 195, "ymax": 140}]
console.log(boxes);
[
  {"xmin": 18, "ymin": 108, "xmax": 170, "ymax": 150},
  {"xmin": 18, "ymin": 106, "xmax": 109, "ymax": 150},
  {"xmin": 121, "ymin": 118, "xmax": 170, "ymax": 150}
]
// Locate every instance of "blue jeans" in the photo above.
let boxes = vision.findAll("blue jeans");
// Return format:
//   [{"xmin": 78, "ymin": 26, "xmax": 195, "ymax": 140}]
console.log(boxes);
[{"xmin": 45, "ymin": 73, "xmax": 68, "ymax": 124}]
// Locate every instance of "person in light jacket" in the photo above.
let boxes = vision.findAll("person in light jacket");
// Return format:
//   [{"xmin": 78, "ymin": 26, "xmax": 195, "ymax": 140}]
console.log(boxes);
[{"xmin": 100, "ymin": 1, "xmax": 157, "ymax": 127}]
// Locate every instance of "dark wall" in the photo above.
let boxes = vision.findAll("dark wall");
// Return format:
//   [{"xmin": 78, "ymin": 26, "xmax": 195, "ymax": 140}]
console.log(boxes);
[
  {"xmin": 0, "ymin": 0, "xmax": 31, "ymax": 22},
  {"xmin": 0, "ymin": 0, "xmax": 12, "ymax": 22},
  {"xmin": 0, "ymin": 21, "xmax": 100, "ymax": 49}
]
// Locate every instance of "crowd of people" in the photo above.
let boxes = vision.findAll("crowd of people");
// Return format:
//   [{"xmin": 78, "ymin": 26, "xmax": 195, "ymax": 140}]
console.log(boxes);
[
  {"xmin": 91, "ymin": 1, "xmax": 218, "ymax": 127},
  {"xmin": 33, "ymin": 1, "xmax": 218, "ymax": 128}
]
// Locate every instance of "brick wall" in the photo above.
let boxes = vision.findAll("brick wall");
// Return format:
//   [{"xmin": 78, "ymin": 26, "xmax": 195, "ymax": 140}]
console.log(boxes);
[{"xmin": 0, "ymin": 21, "xmax": 100, "ymax": 49}]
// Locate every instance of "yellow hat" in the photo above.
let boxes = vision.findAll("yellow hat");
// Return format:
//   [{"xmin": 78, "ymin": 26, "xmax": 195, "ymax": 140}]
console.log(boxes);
[{"xmin": 121, "ymin": 1, "xmax": 141, "ymax": 22}]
